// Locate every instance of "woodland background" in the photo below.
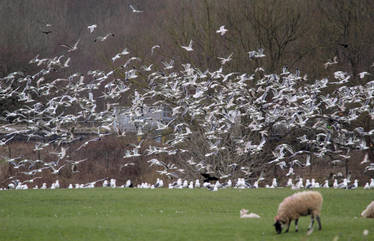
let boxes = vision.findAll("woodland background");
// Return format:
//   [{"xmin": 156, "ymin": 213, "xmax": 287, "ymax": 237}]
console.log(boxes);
[
  {"xmin": 1, "ymin": 0, "xmax": 374, "ymax": 187},
  {"xmin": 1, "ymin": 0, "xmax": 374, "ymax": 84}
]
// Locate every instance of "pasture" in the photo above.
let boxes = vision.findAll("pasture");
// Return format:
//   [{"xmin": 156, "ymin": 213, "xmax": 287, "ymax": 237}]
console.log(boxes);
[{"xmin": 0, "ymin": 188, "xmax": 373, "ymax": 241}]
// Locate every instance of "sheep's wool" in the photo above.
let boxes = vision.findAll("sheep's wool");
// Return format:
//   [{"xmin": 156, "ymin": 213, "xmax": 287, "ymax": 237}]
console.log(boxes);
[
  {"xmin": 361, "ymin": 201, "xmax": 374, "ymax": 218},
  {"xmin": 277, "ymin": 191, "xmax": 323, "ymax": 223}
]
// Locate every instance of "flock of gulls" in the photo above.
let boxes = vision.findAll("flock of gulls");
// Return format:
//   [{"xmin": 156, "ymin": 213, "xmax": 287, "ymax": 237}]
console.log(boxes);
[
  {"xmin": 3, "ymin": 177, "xmax": 374, "ymax": 191},
  {"xmin": 1, "ymin": 5, "xmax": 374, "ymax": 190}
]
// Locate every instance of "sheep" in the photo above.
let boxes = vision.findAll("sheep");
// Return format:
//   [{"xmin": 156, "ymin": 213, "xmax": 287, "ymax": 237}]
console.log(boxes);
[
  {"xmin": 240, "ymin": 209, "xmax": 261, "ymax": 218},
  {"xmin": 274, "ymin": 191, "xmax": 323, "ymax": 234},
  {"xmin": 361, "ymin": 201, "xmax": 374, "ymax": 218}
]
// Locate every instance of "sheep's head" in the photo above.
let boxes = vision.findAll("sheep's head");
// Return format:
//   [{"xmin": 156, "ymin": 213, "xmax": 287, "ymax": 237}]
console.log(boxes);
[
  {"xmin": 274, "ymin": 216, "xmax": 283, "ymax": 234},
  {"xmin": 240, "ymin": 209, "xmax": 248, "ymax": 216}
]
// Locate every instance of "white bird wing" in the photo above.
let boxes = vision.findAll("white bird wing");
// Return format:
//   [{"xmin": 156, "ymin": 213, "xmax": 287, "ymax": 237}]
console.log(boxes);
[
  {"xmin": 72, "ymin": 39, "xmax": 80, "ymax": 49},
  {"xmin": 121, "ymin": 48, "xmax": 130, "ymax": 55},
  {"xmin": 88, "ymin": 24, "xmax": 97, "ymax": 33},
  {"xmin": 148, "ymin": 158, "xmax": 165, "ymax": 167},
  {"xmin": 151, "ymin": 45, "xmax": 160, "ymax": 55},
  {"xmin": 188, "ymin": 40, "xmax": 192, "ymax": 48},
  {"xmin": 129, "ymin": 4, "xmax": 143, "ymax": 12},
  {"xmin": 361, "ymin": 153, "xmax": 369, "ymax": 164},
  {"xmin": 60, "ymin": 44, "xmax": 72, "ymax": 49},
  {"xmin": 181, "ymin": 40, "xmax": 193, "ymax": 51},
  {"xmin": 112, "ymin": 54, "xmax": 121, "ymax": 62}
]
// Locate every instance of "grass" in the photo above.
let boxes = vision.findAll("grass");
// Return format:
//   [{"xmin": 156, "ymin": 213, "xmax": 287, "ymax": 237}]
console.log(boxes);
[{"xmin": 0, "ymin": 188, "xmax": 373, "ymax": 241}]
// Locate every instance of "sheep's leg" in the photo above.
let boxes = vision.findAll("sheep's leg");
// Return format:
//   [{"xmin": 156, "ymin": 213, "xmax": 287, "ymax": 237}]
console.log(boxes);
[
  {"xmin": 285, "ymin": 221, "xmax": 291, "ymax": 233},
  {"xmin": 308, "ymin": 215, "xmax": 315, "ymax": 230},
  {"xmin": 316, "ymin": 216, "xmax": 322, "ymax": 230},
  {"xmin": 294, "ymin": 219, "xmax": 299, "ymax": 232}
]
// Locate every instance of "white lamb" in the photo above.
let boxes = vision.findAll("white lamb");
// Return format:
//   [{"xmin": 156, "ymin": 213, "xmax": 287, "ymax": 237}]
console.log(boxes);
[
  {"xmin": 274, "ymin": 191, "xmax": 323, "ymax": 234},
  {"xmin": 361, "ymin": 201, "xmax": 374, "ymax": 218},
  {"xmin": 240, "ymin": 209, "xmax": 260, "ymax": 218}
]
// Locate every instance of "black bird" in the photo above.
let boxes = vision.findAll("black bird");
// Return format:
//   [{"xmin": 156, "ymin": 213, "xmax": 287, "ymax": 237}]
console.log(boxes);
[
  {"xmin": 339, "ymin": 43, "xmax": 348, "ymax": 48},
  {"xmin": 201, "ymin": 172, "xmax": 219, "ymax": 182},
  {"xmin": 42, "ymin": 30, "xmax": 52, "ymax": 35}
]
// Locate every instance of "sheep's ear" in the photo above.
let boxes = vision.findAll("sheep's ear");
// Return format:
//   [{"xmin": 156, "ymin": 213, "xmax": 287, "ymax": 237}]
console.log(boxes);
[{"xmin": 274, "ymin": 215, "xmax": 279, "ymax": 221}]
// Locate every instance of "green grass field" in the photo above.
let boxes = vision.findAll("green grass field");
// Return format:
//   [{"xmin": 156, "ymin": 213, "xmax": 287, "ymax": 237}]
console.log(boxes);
[{"xmin": 0, "ymin": 188, "xmax": 373, "ymax": 241}]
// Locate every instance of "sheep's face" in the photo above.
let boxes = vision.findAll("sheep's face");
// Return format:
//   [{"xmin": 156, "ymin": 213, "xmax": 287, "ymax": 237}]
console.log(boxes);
[
  {"xmin": 274, "ymin": 220, "xmax": 283, "ymax": 234},
  {"xmin": 274, "ymin": 216, "xmax": 286, "ymax": 234},
  {"xmin": 240, "ymin": 209, "xmax": 248, "ymax": 216}
]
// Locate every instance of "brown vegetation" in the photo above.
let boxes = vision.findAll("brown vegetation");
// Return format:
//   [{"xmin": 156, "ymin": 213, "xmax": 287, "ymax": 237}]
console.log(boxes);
[
  {"xmin": 0, "ymin": 135, "xmax": 181, "ymax": 188},
  {"xmin": 1, "ymin": 1, "xmax": 374, "ymax": 81},
  {"xmin": 0, "ymin": 134, "xmax": 370, "ymax": 188},
  {"xmin": 1, "ymin": 1, "xmax": 374, "ymax": 186}
]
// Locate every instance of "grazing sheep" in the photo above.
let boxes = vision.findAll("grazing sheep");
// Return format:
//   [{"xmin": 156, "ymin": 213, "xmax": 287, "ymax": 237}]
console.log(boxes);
[
  {"xmin": 361, "ymin": 201, "xmax": 374, "ymax": 218},
  {"xmin": 274, "ymin": 191, "xmax": 323, "ymax": 234}
]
